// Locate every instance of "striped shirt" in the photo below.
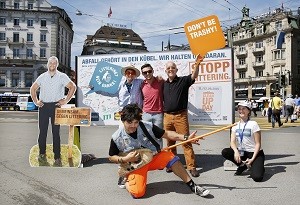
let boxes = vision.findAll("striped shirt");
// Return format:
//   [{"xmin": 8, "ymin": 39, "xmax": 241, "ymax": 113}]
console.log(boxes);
[{"xmin": 35, "ymin": 71, "xmax": 71, "ymax": 102}]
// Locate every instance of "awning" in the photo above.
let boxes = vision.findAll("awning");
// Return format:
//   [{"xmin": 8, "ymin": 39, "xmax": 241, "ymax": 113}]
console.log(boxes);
[
  {"xmin": 252, "ymin": 87, "xmax": 266, "ymax": 90},
  {"xmin": 236, "ymin": 88, "xmax": 248, "ymax": 91}
]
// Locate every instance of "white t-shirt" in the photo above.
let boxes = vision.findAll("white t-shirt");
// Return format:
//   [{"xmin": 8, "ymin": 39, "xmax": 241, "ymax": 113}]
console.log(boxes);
[{"xmin": 232, "ymin": 120, "xmax": 261, "ymax": 152}]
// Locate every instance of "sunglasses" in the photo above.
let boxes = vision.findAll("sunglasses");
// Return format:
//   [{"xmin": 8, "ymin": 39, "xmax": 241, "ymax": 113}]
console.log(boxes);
[
  {"xmin": 142, "ymin": 70, "xmax": 153, "ymax": 75},
  {"xmin": 125, "ymin": 70, "xmax": 136, "ymax": 76}
]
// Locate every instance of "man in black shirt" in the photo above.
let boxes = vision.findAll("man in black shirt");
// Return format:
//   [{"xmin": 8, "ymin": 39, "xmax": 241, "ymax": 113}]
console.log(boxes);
[{"xmin": 163, "ymin": 56, "xmax": 202, "ymax": 177}]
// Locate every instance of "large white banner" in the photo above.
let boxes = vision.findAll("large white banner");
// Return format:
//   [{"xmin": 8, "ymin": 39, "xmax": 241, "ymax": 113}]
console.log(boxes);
[{"xmin": 76, "ymin": 48, "xmax": 233, "ymax": 125}]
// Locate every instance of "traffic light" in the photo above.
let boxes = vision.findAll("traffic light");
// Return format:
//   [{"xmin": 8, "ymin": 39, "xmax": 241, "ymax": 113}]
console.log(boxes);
[{"xmin": 280, "ymin": 75, "xmax": 285, "ymax": 86}]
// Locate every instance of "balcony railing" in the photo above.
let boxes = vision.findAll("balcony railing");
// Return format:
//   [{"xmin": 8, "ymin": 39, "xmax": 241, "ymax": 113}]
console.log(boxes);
[
  {"xmin": 253, "ymin": 61, "xmax": 265, "ymax": 68},
  {"xmin": 235, "ymin": 64, "xmax": 248, "ymax": 70},
  {"xmin": 236, "ymin": 50, "xmax": 247, "ymax": 57},
  {"xmin": 253, "ymin": 46, "xmax": 265, "ymax": 53},
  {"xmin": 0, "ymin": 54, "xmax": 37, "ymax": 60}
]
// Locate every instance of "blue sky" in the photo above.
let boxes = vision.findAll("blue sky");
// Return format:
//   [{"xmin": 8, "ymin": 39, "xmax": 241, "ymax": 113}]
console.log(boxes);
[{"xmin": 47, "ymin": 0, "xmax": 299, "ymax": 68}]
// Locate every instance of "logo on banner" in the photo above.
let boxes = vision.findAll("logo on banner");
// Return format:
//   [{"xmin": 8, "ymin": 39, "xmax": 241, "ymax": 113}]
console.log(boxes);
[{"xmin": 86, "ymin": 62, "xmax": 122, "ymax": 95}]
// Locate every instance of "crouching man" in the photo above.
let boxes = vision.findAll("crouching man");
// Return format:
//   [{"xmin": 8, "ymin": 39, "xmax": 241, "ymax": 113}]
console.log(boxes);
[{"xmin": 108, "ymin": 103, "xmax": 210, "ymax": 198}]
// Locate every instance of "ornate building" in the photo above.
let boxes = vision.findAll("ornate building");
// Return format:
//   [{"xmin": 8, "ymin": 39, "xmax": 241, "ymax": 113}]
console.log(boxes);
[
  {"xmin": 0, "ymin": 0, "xmax": 73, "ymax": 94},
  {"xmin": 81, "ymin": 25, "xmax": 147, "ymax": 55},
  {"xmin": 227, "ymin": 6, "xmax": 300, "ymax": 100}
]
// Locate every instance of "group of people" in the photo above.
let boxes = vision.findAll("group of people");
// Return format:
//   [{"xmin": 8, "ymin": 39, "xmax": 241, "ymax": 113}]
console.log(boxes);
[
  {"xmin": 113, "ymin": 56, "xmax": 204, "ymax": 197},
  {"xmin": 31, "ymin": 56, "xmax": 266, "ymax": 199},
  {"xmin": 265, "ymin": 91, "xmax": 299, "ymax": 127},
  {"xmin": 109, "ymin": 56, "xmax": 265, "ymax": 198}
]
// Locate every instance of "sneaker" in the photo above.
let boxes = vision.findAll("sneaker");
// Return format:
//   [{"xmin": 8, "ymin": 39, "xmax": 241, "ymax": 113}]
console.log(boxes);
[
  {"xmin": 234, "ymin": 164, "xmax": 247, "ymax": 176},
  {"xmin": 118, "ymin": 176, "xmax": 126, "ymax": 189},
  {"xmin": 166, "ymin": 168, "xmax": 173, "ymax": 173},
  {"xmin": 38, "ymin": 154, "xmax": 49, "ymax": 166},
  {"xmin": 53, "ymin": 158, "xmax": 62, "ymax": 167},
  {"xmin": 193, "ymin": 184, "xmax": 210, "ymax": 197}
]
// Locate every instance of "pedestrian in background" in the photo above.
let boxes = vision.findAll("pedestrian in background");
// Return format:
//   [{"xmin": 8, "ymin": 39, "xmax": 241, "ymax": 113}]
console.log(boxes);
[
  {"xmin": 163, "ymin": 55, "xmax": 203, "ymax": 177},
  {"xmin": 251, "ymin": 100, "xmax": 258, "ymax": 117},
  {"xmin": 284, "ymin": 94, "xmax": 295, "ymax": 123},
  {"xmin": 270, "ymin": 91, "xmax": 283, "ymax": 128},
  {"xmin": 30, "ymin": 56, "xmax": 76, "ymax": 166},
  {"xmin": 221, "ymin": 101, "xmax": 265, "ymax": 182},
  {"xmin": 294, "ymin": 94, "xmax": 300, "ymax": 118}
]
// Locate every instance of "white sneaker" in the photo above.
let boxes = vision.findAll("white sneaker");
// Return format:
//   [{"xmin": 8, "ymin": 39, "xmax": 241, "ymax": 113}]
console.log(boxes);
[
  {"xmin": 118, "ymin": 176, "xmax": 126, "ymax": 189},
  {"xmin": 193, "ymin": 185, "xmax": 210, "ymax": 197}
]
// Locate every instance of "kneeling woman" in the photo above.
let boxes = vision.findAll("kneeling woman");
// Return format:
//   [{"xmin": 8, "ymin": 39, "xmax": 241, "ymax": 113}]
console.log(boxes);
[{"xmin": 222, "ymin": 101, "xmax": 265, "ymax": 182}]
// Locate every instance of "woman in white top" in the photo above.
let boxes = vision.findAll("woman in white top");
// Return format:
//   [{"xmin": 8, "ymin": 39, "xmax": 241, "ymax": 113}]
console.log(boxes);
[{"xmin": 222, "ymin": 101, "xmax": 265, "ymax": 182}]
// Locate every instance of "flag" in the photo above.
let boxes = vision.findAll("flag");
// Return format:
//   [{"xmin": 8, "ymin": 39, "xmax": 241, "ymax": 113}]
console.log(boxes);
[
  {"xmin": 276, "ymin": 31, "xmax": 285, "ymax": 49},
  {"xmin": 108, "ymin": 6, "xmax": 112, "ymax": 18}
]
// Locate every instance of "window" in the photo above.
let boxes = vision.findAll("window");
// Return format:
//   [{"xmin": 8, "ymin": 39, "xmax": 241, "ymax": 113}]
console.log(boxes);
[
  {"xmin": 256, "ymin": 55, "xmax": 263, "ymax": 63},
  {"xmin": 28, "ymin": 3, "xmax": 33, "ymax": 10},
  {"xmin": 26, "ymin": 48, "xmax": 33, "ymax": 57},
  {"xmin": 25, "ymin": 73, "xmax": 33, "ymax": 87},
  {"xmin": 27, "ymin": 19, "xmax": 33, "ymax": 27},
  {"xmin": 40, "ymin": 33, "xmax": 46, "ymax": 42},
  {"xmin": 40, "ymin": 48, "xmax": 46, "ymax": 58},
  {"xmin": 273, "ymin": 50, "xmax": 285, "ymax": 60},
  {"xmin": 256, "ymin": 70, "xmax": 263, "ymax": 77},
  {"xmin": 41, "ymin": 19, "xmax": 46, "ymax": 27},
  {"xmin": 14, "ymin": 18, "xmax": 20, "ymax": 26},
  {"xmin": 239, "ymin": 71, "xmax": 246, "ymax": 79},
  {"xmin": 0, "ymin": 1, "xmax": 6, "ymax": 8},
  {"xmin": 0, "ymin": 71, "xmax": 5, "ymax": 87},
  {"xmin": 27, "ymin": 33, "xmax": 33, "ymax": 41},
  {"xmin": 13, "ymin": 33, "xmax": 19, "ymax": 42},
  {"xmin": 0, "ymin": 17, "xmax": 6, "ymax": 25},
  {"xmin": 14, "ymin": 2, "xmax": 19, "ymax": 9},
  {"xmin": 239, "ymin": 58, "xmax": 245, "ymax": 65},
  {"xmin": 0, "ymin": 47, "xmax": 5, "ymax": 56},
  {"xmin": 13, "ymin": 48, "xmax": 20, "ymax": 58},
  {"xmin": 0, "ymin": 32, "xmax": 5, "ymax": 41},
  {"xmin": 256, "ymin": 26, "xmax": 263, "ymax": 35},
  {"xmin": 239, "ymin": 45, "xmax": 245, "ymax": 52},
  {"xmin": 255, "ymin": 41, "xmax": 263, "ymax": 48},
  {"xmin": 12, "ymin": 72, "xmax": 19, "ymax": 87},
  {"xmin": 275, "ymin": 21, "xmax": 282, "ymax": 30}
]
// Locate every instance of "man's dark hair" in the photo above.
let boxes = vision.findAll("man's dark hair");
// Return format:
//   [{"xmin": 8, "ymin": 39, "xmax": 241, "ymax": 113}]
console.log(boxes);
[
  {"xmin": 120, "ymin": 103, "xmax": 142, "ymax": 122},
  {"xmin": 141, "ymin": 63, "xmax": 153, "ymax": 70}
]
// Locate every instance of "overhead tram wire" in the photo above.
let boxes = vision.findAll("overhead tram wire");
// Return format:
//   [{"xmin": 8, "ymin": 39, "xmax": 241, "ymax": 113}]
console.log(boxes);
[
  {"xmin": 223, "ymin": 0, "xmax": 242, "ymax": 13},
  {"xmin": 168, "ymin": 0, "xmax": 208, "ymax": 16},
  {"xmin": 58, "ymin": 0, "xmax": 171, "ymax": 28}
]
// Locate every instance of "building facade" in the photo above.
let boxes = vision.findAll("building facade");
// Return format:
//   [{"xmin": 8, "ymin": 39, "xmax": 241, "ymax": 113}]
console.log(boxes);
[
  {"xmin": 228, "ymin": 7, "xmax": 300, "ymax": 101},
  {"xmin": 0, "ymin": 0, "xmax": 73, "ymax": 94},
  {"xmin": 81, "ymin": 25, "xmax": 147, "ymax": 55}
]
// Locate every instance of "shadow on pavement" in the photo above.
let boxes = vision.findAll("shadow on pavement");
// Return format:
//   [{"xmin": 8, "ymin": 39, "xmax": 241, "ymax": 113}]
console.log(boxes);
[
  {"xmin": 82, "ymin": 154, "xmax": 298, "ymax": 183},
  {"xmin": 143, "ymin": 180, "xmax": 215, "ymax": 199}
]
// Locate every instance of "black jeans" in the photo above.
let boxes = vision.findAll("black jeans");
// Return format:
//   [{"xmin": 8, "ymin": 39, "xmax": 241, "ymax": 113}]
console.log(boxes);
[
  {"xmin": 222, "ymin": 148, "xmax": 265, "ymax": 182},
  {"xmin": 38, "ymin": 102, "xmax": 61, "ymax": 160}
]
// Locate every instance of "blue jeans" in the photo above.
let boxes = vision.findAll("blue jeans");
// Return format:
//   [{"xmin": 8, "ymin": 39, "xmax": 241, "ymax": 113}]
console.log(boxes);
[{"xmin": 142, "ymin": 112, "xmax": 163, "ymax": 148}]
